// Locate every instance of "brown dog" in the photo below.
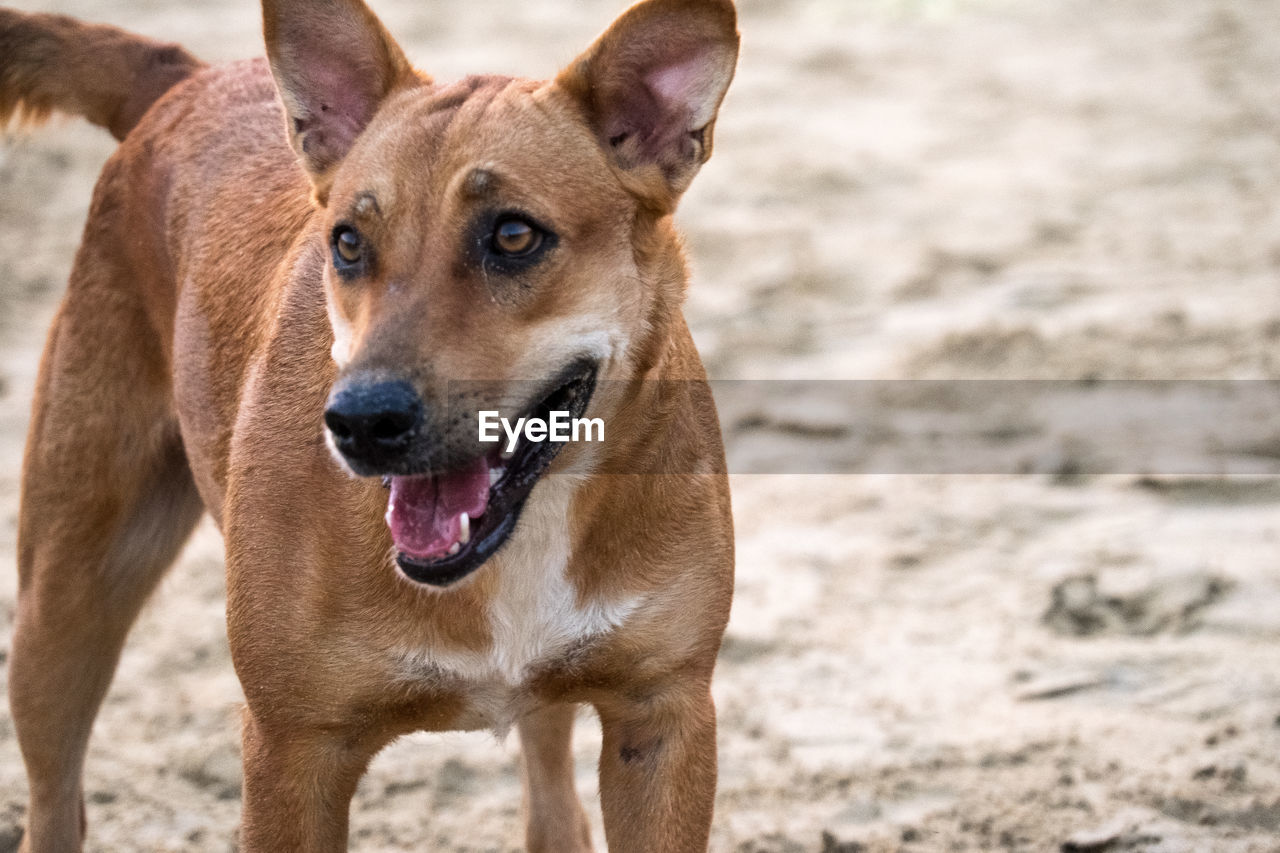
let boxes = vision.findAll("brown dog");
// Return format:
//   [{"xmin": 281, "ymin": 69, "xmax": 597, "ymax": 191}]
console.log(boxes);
[{"xmin": 1, "ymin": 0, "xmax": 738, "ymax": 850}]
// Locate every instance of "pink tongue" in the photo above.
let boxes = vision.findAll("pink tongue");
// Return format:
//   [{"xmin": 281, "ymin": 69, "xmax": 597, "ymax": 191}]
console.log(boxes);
[{"xmin": 386, "ymin": 457, "xmax": 490, "ymax": 560}]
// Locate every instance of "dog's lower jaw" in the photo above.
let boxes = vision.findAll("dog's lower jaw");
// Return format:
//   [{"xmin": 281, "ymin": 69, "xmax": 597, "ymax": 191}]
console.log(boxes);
[{"xmin": 394, "ymin": 503, "xmax": 523, "ymax": 587}]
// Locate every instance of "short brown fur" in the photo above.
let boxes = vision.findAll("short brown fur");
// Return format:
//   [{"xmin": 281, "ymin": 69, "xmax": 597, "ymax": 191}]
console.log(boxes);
[
  {"xmin": 4, "ymin": 1, "xmax": 738, "ymax": 850},
  {"xmin": 0, "ymin": 8, "xmax": 203, "ymax": 140}
]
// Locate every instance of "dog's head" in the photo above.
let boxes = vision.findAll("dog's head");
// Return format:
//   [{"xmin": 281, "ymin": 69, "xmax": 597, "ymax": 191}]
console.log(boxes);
[{"xmin": 262, "ymin": 0, "xmax": 738, "ymax": 585}]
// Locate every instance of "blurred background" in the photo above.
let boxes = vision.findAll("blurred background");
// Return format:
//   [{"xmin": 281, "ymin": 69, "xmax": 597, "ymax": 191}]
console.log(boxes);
[{"xmin": 2, "ymin": 0, "xmax": 1280, "ymax": 850}]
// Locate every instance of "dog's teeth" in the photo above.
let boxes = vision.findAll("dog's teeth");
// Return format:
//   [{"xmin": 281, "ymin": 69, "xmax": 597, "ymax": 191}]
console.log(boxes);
[
  {"xmin": 459, "ymin": 512, "xmax": 471, "ymax": 545},
  {"xmin": 447, "ymin": 542, "xmax": 461, "ymax": 556},
  {"xmin": 489, "ymin": 467, "xmax": 502, "ymax": 487}
]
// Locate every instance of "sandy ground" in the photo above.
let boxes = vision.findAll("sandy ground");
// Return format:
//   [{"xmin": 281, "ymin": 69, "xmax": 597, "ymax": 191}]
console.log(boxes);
[{"xmin": 3, "ymin": 0, "xmax": 1280, "ymax": 850}]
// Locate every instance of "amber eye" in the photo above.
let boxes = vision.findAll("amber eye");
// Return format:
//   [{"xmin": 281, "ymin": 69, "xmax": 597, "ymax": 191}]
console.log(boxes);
[
  {"xmin": 333, "ymin": 226, "xmax": 364, "ymax": 267},
  {"xmin": 492, "ymin": 218, "xmax": 542, "ymax": 257}
]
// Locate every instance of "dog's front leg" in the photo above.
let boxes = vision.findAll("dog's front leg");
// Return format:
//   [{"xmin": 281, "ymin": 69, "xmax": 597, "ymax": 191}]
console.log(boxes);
[
  {"xmin": 237, "ymin": 713, "xmax": 374, "ymax": 853},
  {"xmin": 595, "ymin": 684, "xmax": 719, "ymax": 853},
  {"xmin": 520, "ymin": 704, "xmax": 595, "ymax": 853}
]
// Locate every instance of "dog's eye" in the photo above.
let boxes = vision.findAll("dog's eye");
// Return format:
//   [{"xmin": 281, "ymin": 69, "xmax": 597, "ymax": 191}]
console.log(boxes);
[
  {"xmin": 491, "ymin": 218, "xmax": 542, "ymax": 258},
  {"xmin": 332, "ymin": 226, "xmax": 364, "ymax": 268}
]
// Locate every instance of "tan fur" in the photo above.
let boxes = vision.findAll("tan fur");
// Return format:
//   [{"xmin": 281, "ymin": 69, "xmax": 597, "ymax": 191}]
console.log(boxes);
[
  {"xmin": 0, "ymin": 8, "xmax": 202, "ymax": 140},
  {"xmin": 5, "ymin": 1, "xmax": 738, "ymax": 850}
]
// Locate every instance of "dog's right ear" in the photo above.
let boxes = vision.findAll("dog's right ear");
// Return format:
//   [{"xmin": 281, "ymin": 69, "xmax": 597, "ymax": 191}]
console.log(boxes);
[{"xmin": 262, "ymin": 0, "xmax": 421, "ymax": 202}]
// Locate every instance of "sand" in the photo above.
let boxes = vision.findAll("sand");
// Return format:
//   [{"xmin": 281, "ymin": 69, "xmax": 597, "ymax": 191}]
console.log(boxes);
[{"xmin": 2, "ymin": 0, "xmax": 1280, "ymax": 850}]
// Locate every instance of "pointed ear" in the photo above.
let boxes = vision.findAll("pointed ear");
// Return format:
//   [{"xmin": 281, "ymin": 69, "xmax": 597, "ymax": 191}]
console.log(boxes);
[
  {"xmin": 558, "ymin": 0, "xmax": 739, "ymax": 210},
  {"xmin": 262, "ymin": 0, "xmax": 419, "ymax": 200}
]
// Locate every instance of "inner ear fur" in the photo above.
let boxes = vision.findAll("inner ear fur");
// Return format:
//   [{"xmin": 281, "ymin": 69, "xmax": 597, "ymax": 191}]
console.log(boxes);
[
  {"xmin": 262, "ymin": 0, "xmax": 422, "ymax": 202},
  {"xmin": 558, "ymin": 0, "xmax": 740, "ymax": 211}
]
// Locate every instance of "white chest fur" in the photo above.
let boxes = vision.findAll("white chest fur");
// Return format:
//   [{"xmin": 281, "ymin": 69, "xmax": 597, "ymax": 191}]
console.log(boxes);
[{"xmin": 392, "ymin": 475, "xmax": 641, "ymax": 727}]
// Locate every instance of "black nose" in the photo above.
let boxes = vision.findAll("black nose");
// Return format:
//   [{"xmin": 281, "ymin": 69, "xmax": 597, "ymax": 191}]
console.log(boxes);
[{"xmin": 324, "ymin": 380, "xmax": 423, "ymax": 468}]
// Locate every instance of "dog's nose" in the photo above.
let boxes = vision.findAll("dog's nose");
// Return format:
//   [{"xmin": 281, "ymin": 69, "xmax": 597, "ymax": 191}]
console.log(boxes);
[{"xmin": 324, "ymin": 380, "xmax": 423, "ymax": 464}]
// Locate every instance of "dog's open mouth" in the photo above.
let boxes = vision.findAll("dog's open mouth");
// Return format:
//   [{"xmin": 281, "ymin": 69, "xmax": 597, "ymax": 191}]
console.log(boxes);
[{"xmin": 387, "ymin": 362, "xmax": 597, "ymax": 587}]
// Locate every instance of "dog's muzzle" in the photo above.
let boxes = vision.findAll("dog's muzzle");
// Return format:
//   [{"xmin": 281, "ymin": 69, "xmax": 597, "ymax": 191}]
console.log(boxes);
[{"xmin": 323, "ymin": 361, "xmax": 599, "ymax": 587}]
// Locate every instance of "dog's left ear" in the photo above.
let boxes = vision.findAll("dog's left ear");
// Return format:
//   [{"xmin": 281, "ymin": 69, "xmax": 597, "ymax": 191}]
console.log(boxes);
[
  {"xmin": 558, "ymin": 0, "xmax": 739, "ymax": 211},
  {"xmin": 262, "ymin": 0, "xmax": 421, "ymax": 202}
]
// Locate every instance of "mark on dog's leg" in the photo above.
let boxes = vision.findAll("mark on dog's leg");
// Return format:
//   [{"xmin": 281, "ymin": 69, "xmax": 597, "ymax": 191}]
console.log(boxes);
[{"xmin": 619, "ymin": 736, "xmax": 661, "ymax": 765}]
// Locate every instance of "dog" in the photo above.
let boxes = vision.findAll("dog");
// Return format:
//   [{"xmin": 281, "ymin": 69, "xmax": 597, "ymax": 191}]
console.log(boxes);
[{"xmin": 0, "ymin": 0, "xmax": 738, "ymax": 849}]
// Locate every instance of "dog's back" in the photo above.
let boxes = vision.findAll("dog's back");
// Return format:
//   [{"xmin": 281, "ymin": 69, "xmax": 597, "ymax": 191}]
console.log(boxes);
[{"xmin": 1, "ymin": 15, "xmax": 332, "ymax": 519}]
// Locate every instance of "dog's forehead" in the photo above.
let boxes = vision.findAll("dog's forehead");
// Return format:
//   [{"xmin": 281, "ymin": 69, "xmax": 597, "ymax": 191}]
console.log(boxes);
[{"xmin": 330, "ymin": 74, "xmax": 610, "ymax": 216}]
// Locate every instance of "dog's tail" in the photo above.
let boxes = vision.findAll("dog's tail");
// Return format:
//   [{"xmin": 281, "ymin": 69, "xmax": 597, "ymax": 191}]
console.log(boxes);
[{"xmin": 0, "ymin": 8, "xmax": 204, "ymax": 141}]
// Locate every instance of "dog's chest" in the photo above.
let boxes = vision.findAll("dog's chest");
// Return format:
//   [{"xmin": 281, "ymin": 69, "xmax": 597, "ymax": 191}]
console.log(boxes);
[{"xmin": 393, "ymin": 480, "xmax": 641, "ymax": 729}]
